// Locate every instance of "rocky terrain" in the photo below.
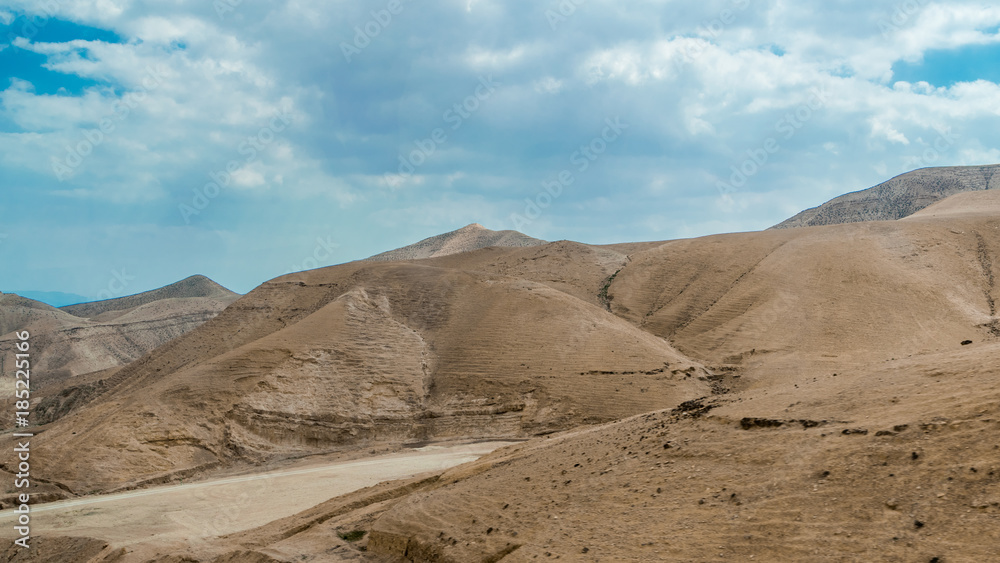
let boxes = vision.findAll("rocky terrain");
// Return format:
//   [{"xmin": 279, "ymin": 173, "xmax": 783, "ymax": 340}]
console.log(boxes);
[
  {"xmin": 773, "ymin": 164, "xmax": 999, "ymax": 228},
  {"xmin": 2, "ymin": 169, "xmax": 1000, "ymax": 561}
]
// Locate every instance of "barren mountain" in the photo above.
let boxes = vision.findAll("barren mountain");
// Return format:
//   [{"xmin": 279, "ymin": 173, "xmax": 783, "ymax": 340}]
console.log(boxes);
[
  {"xmin": 6, "ymin": 190, "xmax": 1000, "ymax": 561},
  {"xmin": 0, "ymin": 293, "xmax": 80, "ymax": 339},
  {"xmin": 163, "ymin": 190, "xmax": 999, "ymax": 563},
  {"xmin": 60, "ymin": 275, "xmax": 238, "ymax": 320},
  {"xmin": 364, "ymin": 342, "xmax": 1000, "ymax": 562},
  {"xmin": 22, "ymin": 246, "xmax": 709, "ymax": 496},
  {"xmin": 773, "ymin": 164, "xmax": 1000, "ymax": 228},
  {"xmin": 0, "ymin": 276, "xmax": 239, "ymax": 386},
  {"xmin": 366, "ymin": 223, "xmax": 547, "ymax": 261}
]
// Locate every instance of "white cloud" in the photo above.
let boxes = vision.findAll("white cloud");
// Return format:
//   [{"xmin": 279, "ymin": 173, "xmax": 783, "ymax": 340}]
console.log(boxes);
[
  {"xmin": 3, "ymin": 0, "xmax": 1000, "ymax": 296},
  {"xmin": 231, "ymin": 164, "xmax": 267, "ymax": 189},
  {"xmin": 533, "ymin": 76, "xmax": 563, "ymax": 94},
  {"xmin": 465, "ymin": 45, "xmax": 528, "ymax": 70},
  {"xmin": 1, "ymin": 0, "xmax": 130, "ymax": 24},
  {"xmin": 870, "ymin": 118, "xmax": 910, "ymax": 145}
]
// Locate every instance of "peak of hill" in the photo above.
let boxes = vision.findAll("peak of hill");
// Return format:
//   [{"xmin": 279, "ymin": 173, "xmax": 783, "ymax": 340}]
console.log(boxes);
[
  {"xmin": 60, "ymin": 275, "xmax": 238, "ymax": 319},
  {"xmin": 366, "ymin": 223, "xmax": 547, "ymax": 262},
  {"xmin": 773, "ymin": 164, "xmax": 1000, "ymax": 229}
]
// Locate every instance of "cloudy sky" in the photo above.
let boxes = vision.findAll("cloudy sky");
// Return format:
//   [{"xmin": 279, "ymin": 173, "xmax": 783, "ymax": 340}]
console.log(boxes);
[{"xmin": 1, "ymin": 0, "xmax": 999, "ymax": 303}]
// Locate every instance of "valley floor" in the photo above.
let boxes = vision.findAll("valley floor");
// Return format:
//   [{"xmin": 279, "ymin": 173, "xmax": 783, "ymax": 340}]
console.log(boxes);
[{"xmin": 0, "ymin": 440, "xmax": 517, "ymax": 561}]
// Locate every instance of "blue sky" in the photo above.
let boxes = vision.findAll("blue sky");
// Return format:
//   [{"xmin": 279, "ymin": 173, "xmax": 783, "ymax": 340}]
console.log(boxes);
[{"xmin": 0, "ymin": 0, "xmax": 998, "ymax": 303}]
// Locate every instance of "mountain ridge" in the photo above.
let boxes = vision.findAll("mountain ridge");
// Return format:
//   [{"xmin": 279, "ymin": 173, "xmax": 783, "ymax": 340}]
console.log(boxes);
[
  {"xmin": 0, "ymin": 275, "xmax": 240, "ymax": 388},
  {"xmin": 60, "ymin": 274, "xmax": 238, "ymax": 320},
  {"xmin": 772, "ymin": 164, "xmax": 1000, "ymax": 228}
]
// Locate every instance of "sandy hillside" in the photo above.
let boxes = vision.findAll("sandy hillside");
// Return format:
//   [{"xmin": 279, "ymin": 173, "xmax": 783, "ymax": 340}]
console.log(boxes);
[
  {"xmin": 189, "ymin": 191, "xmax": 999, "ymax": 562},
  {"xmin": 773, "ymin": 164, "xmax": 999, "ymax": 228},
  {"xmin": 0, "ymin": 293, "xmax": 80, "ymax": 337},
  {"xmin": 19, "ymin": 245, "xmax": 708, "ymax": 497},
  {"xmin": 4, "ymin": 190, "xmax": 1000, "ymax": 561},
  {"xmin": 362, "ymin": 344, "xmax": 1000, "ymax": 562},
  {"xmin": 33, "ymin": 346, "xmax": 1000, "ymax": 561},
  {"xmin": 59, "ymin": 275, "xmax": 238, "ymax": 320},
  {"xmin": 0, "ymin": 276, "xmax": 239, "ymax": 388},
  {"xmin": 610, "ymin": 199, "xmax": 999, "ymax": 380},
  {"xmin": 366, "ymin": 223, "xmax": 547, "ymax": 261}
]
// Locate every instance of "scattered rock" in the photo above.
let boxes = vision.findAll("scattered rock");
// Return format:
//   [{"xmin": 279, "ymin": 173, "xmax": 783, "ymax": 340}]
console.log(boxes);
[
  {"xmin": 740, "ymin": 417, "xmax": 785, "ymax": 430},
  {"xmin": 672, "ymin": 398, "xmax": 715, "ymax": 418}
]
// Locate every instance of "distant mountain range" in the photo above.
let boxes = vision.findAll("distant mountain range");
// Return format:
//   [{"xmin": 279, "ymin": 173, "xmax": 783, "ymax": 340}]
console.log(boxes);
[
  {"xmin": 6, "ymin": 290, "xmax": 91, "ymax": 308},
  {"xmin": 772, "ymin": 164, "xmax": 999, "ymax": 228}
]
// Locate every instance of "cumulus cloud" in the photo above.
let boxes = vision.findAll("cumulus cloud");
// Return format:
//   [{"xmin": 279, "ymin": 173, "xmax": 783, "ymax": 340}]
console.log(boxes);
[{"xmin": 1, "ymin": 0, "xmax": 998, "ymax": 296}]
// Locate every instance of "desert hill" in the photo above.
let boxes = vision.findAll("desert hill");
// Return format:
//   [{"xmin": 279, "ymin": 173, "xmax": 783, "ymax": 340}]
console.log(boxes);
[
  {"xmin": 20, "ymin": 190, "xmax": 1000, "ymax": 495},
  {"xmin": 610, "ymin": 194, "xmax": 999, "ymax": 380},
  {"xmin": 23, "ymin": 247, "xmax": 710, "ymax": 495},
  {"xmin": 147, "ymin": 191, "xmax": 1000, "ymax": 562},
  {"xmin": 0, "ymin": 276, "xmax": 240, "ymax": 386},
  {"xmin": 366, "ymin": 223, "xmax": 547, "ymax": 261},
  {"xmin": 6, "ymin": 189, "xmax": 1000, "ymax": 561},
  {"xmin": 60, "ymin": 275, "xmax": 238, "ymax": 320},
  {"xmin": 0, "ymin": 292, "xmax": 80, "ymax": 337},
  {"xmin": 773, "ymin": 164, "xmax": 999, "ymax": 228},
  {"xmin": 361, "ymin": 343, "xmax": 1000, "ymax": 561}
]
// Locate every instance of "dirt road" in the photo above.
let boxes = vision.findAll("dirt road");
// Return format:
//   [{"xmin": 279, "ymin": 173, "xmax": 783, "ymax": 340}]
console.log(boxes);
[{"xmin": 0, "ymin": 441, "xmax": 515, "ymax": 549}]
